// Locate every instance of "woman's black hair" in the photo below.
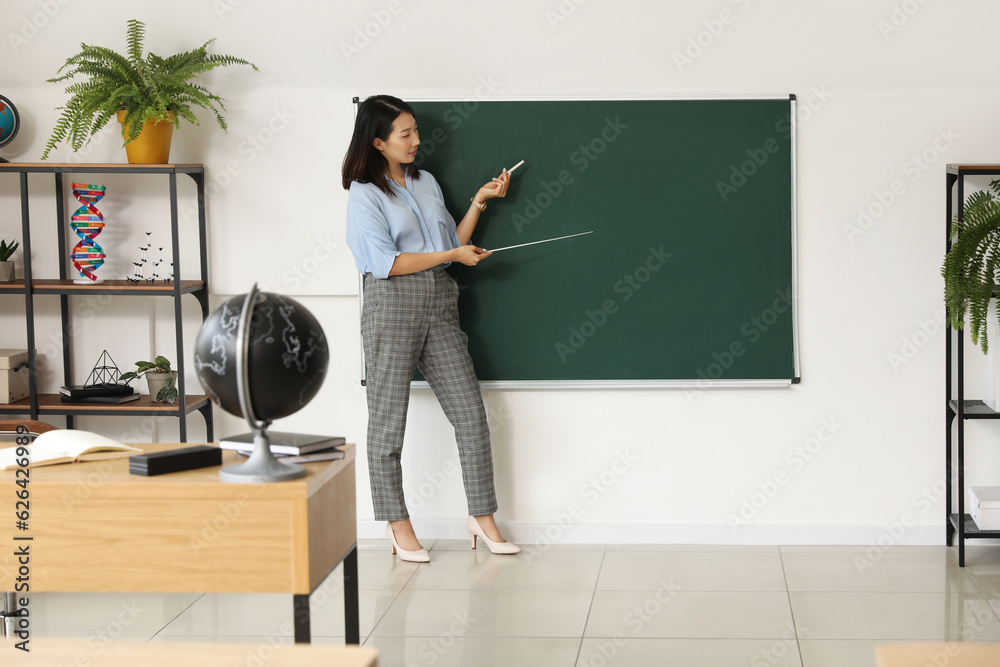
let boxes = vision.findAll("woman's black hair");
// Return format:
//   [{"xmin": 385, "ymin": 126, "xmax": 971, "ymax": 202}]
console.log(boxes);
[{"xmin": 342, "ymin": 94, "xmax": 420, "ymax": 196}]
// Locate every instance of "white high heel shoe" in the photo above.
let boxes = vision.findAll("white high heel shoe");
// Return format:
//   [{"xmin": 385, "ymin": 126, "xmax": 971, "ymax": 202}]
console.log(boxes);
[
  {"xmin": 467, "ymin": 516, "xmax": 521, "ymax": 555},
  {"xmin": 386, "ymin": 523, "xmax": 430, "ymax": 563}
]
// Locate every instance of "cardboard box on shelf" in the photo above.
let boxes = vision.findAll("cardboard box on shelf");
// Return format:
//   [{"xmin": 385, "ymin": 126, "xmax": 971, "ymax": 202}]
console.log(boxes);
[
  {"xmin": 968, "ymin": 486, "xmax": 1000, "ymax": 530},
  {"xmin": 0, "ymin": 349, "xmax": 29, "ymax": 404}
]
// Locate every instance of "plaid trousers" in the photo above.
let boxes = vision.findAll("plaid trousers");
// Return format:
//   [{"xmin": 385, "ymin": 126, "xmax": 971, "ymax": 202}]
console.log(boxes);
[{"xmin": 361, "ymin": 266, "xmax": 498, "ymax": 521}]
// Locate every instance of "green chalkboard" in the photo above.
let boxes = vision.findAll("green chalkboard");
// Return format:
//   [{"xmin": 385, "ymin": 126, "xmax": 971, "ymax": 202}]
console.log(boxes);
[{"xmin": 406, "ymin": 98, "xmax": 797, "ymax": 385}]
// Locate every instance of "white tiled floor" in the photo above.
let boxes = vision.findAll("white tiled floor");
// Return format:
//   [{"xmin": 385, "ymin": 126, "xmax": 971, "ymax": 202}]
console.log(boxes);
[{"xmin": 9, "ymin": 542, "xmax": 1000, "ymax": 666}]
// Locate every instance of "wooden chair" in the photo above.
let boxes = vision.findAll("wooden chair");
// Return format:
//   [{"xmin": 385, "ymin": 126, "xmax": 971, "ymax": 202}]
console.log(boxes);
[{"xmin": 0, "ymin": 419, "xmax": 57, "ymax": 440}]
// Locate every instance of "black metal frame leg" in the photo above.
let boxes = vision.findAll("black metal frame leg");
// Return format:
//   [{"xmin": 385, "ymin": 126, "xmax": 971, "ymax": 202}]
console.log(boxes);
[
  {"xmin": 2, "ymin": 592, "xmax": 18, "ymax": 639},
  {"xmin": 293, "ymin": 593, "xmax": 311, "ymax": 643},
  {"xmin": 292, "ymin": 544, "xmax": 360, "ymax": 645},
  {"xmin": 344, "ymin": 545, "xmax": 360, "ymax": 644}
]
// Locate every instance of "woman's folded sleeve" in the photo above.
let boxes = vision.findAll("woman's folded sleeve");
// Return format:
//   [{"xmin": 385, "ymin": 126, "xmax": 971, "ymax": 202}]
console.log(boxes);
[{"xmin": 346, "ymin": 194, "xmax": 401, "ymax": 279}]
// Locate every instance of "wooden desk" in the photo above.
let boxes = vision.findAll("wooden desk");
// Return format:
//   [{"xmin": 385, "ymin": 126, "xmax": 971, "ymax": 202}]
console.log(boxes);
[
  {"xmin": 876, "ymin": 643, "xmax": 1000, "ymax": 666},
  {"xmin": 14, "ymin": 639, "xmax": 377, "ymax": 665},
  {"xmin": 0, "ymin": 443, "xmax": 358, "ymax": 644}
]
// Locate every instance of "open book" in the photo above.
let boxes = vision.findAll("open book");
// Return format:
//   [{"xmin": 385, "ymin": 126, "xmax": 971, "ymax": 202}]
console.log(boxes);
[{"xmin": 0, "ymin": 430, "xmax": 140, "ymax": 470}]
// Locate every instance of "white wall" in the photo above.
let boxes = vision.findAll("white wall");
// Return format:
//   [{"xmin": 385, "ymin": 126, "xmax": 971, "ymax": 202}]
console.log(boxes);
[{"xmin": 2, "ymin": 0, "xmax": 996, "ymax": 544}]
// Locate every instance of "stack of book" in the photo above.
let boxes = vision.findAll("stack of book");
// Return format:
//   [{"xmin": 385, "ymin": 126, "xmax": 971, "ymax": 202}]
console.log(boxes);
[
  {"xmin": 220, "ymin": 432, "xmax": 346, "ymax": 464},
  {"xmin": 60, "ymin": 383, "xmax": 138, "ymax": 404}
]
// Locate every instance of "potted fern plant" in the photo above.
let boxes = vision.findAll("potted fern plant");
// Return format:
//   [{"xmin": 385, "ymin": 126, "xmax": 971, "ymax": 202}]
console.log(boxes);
[
  {"xmin": 41, "ymin": 19, "xmax": 256, "ymax": 163},
  {"xmin": 0, "ymin": 239, "xmax": 18, "ymax": 282},
  {"xmin": 942, "ymin": 179, "xmax": 1000, "ymax": 409},
  {"xmin": 942, "ymin": 179, "xmax": 1000, "ymax": 354},
  {"xmin": 119, "ymin": 355, "xmax": 178, "ymax": 404}
]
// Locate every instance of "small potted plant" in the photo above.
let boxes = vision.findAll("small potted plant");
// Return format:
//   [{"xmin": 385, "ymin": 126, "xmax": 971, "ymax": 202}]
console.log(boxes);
[
  {"xmin": 0, "ymin": 239, "xmax": 18, "ymax": 282},
  {"xmin": 120, "ymin": 355, "xmax": 178, "ymax": 404},
  {"xmin": 41, "ymin": 19, "xmax": 257, "ymax": 163}
]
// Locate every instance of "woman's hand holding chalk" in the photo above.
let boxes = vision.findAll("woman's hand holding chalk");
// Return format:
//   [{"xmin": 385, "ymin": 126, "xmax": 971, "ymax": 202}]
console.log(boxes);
[{"xmin": 479, "ymin": 160, "xmax": 522, "ymax": 204}]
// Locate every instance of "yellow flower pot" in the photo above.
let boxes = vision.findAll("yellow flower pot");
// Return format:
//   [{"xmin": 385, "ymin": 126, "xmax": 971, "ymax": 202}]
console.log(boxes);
[{"xmin": 117, "ymin": 110, "xmax": 174, "ymax": 164}]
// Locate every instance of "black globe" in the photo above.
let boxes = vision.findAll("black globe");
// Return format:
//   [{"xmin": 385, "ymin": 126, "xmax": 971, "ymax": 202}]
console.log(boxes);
[{"xmin": 194, "ymin": 291, "xmax": 329, "ymax": 422}]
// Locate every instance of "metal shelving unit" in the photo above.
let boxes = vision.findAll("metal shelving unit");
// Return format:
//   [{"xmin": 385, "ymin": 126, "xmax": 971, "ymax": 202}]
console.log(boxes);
[
  {"xmin": 0, "ymin": 163, "xmax": 213, "ymax": 441},
  {"xmin": 945, "ymin": 164, "xmax": 1000, "ymax": 566}
]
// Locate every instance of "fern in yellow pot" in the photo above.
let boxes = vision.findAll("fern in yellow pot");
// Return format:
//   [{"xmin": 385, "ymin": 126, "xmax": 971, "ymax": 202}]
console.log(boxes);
[{"xmin": 42, "ymin": 19, "xmax": 257, "ymax": 163}]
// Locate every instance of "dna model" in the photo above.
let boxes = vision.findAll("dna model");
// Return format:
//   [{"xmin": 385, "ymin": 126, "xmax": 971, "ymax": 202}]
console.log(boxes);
[{"xmin": 70, "ymin": 183, "xmax": 107, "ymax": 283}]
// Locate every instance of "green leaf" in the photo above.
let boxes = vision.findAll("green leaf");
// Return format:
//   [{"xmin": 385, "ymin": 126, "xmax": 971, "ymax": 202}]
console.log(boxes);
[
  {"xmin": 0, "ymin": 240, "xmax": 18, "ymax": 262},
  {"xmin": 156, "ymin": 376, "xmax": 178, "ymax": 404}
]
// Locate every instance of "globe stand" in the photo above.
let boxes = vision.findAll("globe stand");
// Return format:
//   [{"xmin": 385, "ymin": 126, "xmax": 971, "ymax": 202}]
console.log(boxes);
[
  {"xmin": 219, "ymin": 429, "xmax": 305, "ymax": 483},
  {"xmin": 219, "ymin": 283, "xmax": 306, "ymax": 483}
]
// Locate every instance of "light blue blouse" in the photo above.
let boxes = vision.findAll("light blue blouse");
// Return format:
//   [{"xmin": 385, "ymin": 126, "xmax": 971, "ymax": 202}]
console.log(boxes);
[{"xmin": 346, "ymin": 170, "xmax": 461, "ymax": 279}]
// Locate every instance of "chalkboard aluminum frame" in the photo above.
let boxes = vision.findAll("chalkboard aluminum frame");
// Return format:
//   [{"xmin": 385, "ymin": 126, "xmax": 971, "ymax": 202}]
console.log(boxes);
[{"xmin": 353, "ymin": 95, "xmax": 800, "ymax": 390}]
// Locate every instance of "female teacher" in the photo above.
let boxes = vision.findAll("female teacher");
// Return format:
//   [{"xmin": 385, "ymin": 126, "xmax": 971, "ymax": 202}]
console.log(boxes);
[{"xmin": 342, "ymin": 95, "xmax": 520, "ymax": 562}]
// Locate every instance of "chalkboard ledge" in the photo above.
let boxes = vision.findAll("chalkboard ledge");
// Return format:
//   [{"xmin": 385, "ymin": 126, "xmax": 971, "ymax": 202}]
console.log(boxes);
[{"xmin": 410, "ymin": 379, "xmax": 796, "ymax": 390}]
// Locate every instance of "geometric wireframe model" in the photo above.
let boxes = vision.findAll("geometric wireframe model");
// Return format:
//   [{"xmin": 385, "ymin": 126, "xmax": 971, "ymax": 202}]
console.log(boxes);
[
  {"xmin": 82, "ymin": 349, "xmax": 124, "ymax": 387},
  {"xmin": 70, "ymin": 182, "xmax": 107, "ymax": 283}
]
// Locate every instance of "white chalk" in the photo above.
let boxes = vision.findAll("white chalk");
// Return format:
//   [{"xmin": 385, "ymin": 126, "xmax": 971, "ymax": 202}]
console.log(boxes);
[{"xmin": 507, "ymin": 159, "xmax": 525, "ymax": 174}]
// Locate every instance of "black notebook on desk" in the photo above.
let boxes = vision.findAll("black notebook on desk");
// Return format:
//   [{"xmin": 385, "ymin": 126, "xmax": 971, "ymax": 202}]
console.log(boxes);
[{"xmin": 129, "ymin": 445, "xmax": 222, "ymax": 476}]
